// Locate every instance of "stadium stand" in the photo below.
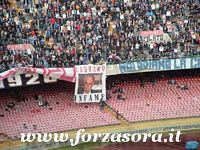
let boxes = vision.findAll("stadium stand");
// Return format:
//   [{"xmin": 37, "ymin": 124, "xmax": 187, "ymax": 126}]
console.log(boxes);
[
  {"xmin": 0, "ymin": 82, "xmax": 119, "ymax": 139},
  {"xmin": 0, "ymin": 69, "xmax": 200, "ymax": 139},
  {"xmin": 106, "ymin": 69, "xmax": 200, "ymax": 122},
  {"xmin": 0, "ymin": 0, "xmax": 199, "ymax": 72},
  {"xmin": 0, "ymin": 0, "xmax": 200, "ymax": 149}
]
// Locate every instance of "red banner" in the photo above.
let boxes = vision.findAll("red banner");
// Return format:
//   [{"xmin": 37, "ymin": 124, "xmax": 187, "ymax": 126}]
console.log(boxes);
[{"xmin": 7, "ymin": 44, "xmax": 34, "ymax": 51}]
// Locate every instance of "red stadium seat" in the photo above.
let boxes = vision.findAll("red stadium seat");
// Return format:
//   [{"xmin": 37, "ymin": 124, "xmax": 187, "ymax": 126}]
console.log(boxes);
[{"xmin": 0, "ymin": 82, "xmax": 119, "ymax": 139}]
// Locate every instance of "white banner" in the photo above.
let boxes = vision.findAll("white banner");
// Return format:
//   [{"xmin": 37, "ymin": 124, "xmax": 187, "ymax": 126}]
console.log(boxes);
[
  {"xmin": 74, "ymin": 64, "xmax": 106, "ymax": 103},
  {"xmin": 139, "ymin": 30, "xmax": 172, "ymax": 43}
]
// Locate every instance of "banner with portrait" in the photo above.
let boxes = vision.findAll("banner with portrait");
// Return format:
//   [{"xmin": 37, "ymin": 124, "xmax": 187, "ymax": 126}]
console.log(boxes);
[{"xmin": 74, "ymin": 64, "xmax": 106, "ymax": 103}]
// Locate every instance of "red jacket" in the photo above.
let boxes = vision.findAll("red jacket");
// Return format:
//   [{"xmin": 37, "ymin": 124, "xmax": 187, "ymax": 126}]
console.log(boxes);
[
  {"xmin": 76, "ymin": 25, "xmax": 81, "ymax": 31},
  {"xmin": 50, "ymin": 18, "xmax": 56, "ymax": 25}
]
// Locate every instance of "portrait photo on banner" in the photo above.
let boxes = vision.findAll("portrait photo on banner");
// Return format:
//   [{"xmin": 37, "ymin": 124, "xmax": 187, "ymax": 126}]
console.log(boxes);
[
  {"xmin": 74, "ymin": 64, "xmax": 106, "ymax": 103},
  {"xmin": 76, "ymin": 73, "xmax": 103, "ymax": 95}
]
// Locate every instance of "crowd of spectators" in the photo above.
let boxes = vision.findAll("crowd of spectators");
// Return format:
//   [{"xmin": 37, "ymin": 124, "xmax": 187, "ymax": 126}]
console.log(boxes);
[{"xmin": 0, "ymin": 0, "xmax": 199, "ymax": 72}]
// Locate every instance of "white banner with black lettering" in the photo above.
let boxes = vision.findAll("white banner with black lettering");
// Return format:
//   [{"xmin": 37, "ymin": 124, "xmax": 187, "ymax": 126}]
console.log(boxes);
[
  {"xmin": 74, "ymin": 64, "xmax": 106, "ymax": 103},
  {"xmin": 139, "ymin": 30, "xmax": 172, "ymax": 43}
]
